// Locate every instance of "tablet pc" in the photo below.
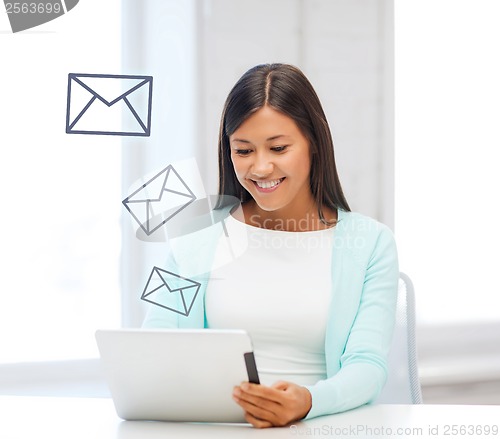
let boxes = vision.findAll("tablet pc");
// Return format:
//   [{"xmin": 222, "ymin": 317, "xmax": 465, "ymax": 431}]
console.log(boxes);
[{"xmin": 95, "ymin": 328, "xmax": 259, "ymax": 423}]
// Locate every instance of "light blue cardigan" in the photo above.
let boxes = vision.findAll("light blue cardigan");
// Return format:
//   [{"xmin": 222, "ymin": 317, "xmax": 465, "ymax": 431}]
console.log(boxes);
[{"xmin": 142, "ymin": 207, "xmax": 399, "ymax": 419}]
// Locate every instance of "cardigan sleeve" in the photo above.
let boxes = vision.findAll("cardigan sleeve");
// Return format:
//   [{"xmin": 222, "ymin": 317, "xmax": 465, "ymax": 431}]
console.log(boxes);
[{"xmin": 304, "ymin": 224, "xmax": 399, "ymax": 419}]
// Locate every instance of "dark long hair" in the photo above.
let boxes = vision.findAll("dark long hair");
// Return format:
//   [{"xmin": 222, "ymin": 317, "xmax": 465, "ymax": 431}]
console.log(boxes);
[{"xmin": 217, "ymin": 63, "xmax": 350, "ymax": 221}]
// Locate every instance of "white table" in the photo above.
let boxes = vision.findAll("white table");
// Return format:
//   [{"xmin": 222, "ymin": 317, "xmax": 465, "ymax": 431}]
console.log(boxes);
[{"xmin": 1, "ymin": 395, "xmax": 499, "ymax": 438}]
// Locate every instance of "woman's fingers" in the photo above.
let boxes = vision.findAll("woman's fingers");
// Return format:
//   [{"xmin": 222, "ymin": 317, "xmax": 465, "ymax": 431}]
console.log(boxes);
[
  {"xmin": 233, "ymin": 381, "xmax": 309, "ymax": 427},
  {"xmin": 233, "ymin": 386, "xmax": 279, "ymax": 419},
  {"xmin": 244, "ymin": 412, "xmax": 274, "ymax": 429},
  {"xmin": 236, "ymin": 382, "xmax": 286, "ymax": 403}
]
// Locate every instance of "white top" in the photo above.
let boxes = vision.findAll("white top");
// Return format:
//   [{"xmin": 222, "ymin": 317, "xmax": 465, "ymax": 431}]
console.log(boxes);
[{"xmin": 205, "ymin": 214, "xmax": 334, "ymax": 386}]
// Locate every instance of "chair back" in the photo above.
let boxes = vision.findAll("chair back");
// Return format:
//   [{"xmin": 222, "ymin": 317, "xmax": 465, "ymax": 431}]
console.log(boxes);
[{"xmin": 376, "ymin": 272, "xmax": 423, "ymax": 404}]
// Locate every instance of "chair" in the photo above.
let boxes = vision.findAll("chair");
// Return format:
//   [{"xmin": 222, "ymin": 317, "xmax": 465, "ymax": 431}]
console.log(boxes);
[{"xmin": 376, "ymin": 272, "xmax": 423, "ymax": 404}]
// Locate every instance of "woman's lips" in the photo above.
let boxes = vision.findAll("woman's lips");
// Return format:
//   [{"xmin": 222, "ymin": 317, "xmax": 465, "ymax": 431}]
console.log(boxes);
[{"xmin": 251, "ymin": 177, "xmax": 285, "ymax": 193}]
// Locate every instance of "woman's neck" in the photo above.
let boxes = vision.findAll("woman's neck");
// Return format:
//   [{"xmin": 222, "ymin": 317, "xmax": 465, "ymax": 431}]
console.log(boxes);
[{"xmin": 240, "ymin": 200, "xmax": 337, "ymax": 232}]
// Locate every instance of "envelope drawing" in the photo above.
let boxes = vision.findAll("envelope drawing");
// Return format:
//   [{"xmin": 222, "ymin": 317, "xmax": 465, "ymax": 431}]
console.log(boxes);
[
  {"xmin": 141, "ymin": 267, "xmax": 201, "ymax": 316},
  {"xmin": 66, "ymin": 73, "xmax": 153, "ymax": 136},
  {"xmin": 122, "ymin": 164, "xmax": 196, "ymax": 236}
]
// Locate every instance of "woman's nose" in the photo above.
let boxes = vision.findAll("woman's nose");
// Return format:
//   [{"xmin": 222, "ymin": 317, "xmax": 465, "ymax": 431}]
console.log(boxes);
[{"xmin": 250, "ymin": 152, "xmax": 274, "ymax": 177}]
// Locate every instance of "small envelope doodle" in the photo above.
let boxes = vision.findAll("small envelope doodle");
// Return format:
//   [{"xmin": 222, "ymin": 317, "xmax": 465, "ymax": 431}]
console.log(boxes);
[
  {"xmin": 122, "ymin": 164, "xmax": 196, "ymax": 236},
  {"xmin": 66, "ymin": 73, "xmax": 153, "ymax": 136},
  {"xmin": 141, "ymin": 267, "xmax": 201, "ymax": 316}
]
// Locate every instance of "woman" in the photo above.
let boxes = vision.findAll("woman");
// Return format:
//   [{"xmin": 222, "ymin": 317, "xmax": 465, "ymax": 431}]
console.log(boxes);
[{"xmin": 144, "ymin": 63, "xmax": 399, "ymax": 428}]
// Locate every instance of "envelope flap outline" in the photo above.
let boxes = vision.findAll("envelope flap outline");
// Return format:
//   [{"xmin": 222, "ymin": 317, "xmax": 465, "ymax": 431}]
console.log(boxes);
[
  {"xmin": 141, "ymin": 266, "xmax": 203, "ymax": 316},
  {"xmin": 123, "ymin": 165, "xmax": 196, "ymax": 203},
  {"xmin": 154, "ymin": 267, "xmax": 201, "ymax": 292},
  {"xmin": 69, "ymin": 73, "xmax": 152, "ymax": 107},
  {"xmin": 162, "ymin": 166, "xmax": 196, "ymax": 200},
  {"xmin": 124, "ymin": 167, "xmax": 170, "ymax": 203}
]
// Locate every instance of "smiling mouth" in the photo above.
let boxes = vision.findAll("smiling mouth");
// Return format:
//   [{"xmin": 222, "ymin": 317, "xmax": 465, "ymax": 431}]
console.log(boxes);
[{"xmin": 252, "ymin": 177, "xmax": 285, "ymax": 191}]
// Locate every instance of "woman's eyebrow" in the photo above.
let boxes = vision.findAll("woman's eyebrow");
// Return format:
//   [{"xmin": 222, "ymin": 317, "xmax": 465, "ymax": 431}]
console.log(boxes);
[
  {"xmin": 231, "ymin": 135, "xmax": 290, "ymax": 143},
  {"xmin": 266, "ymin": 134, "xmax": 289, "ymax": 141},
  {"xmin": 231, "ymin": 138, "xmax": 252, "ymax": 144}
]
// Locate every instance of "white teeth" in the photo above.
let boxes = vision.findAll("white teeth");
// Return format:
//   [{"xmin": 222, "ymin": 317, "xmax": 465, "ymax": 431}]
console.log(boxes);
[{"xmin": 255, "ymin": 178, "xmax": 283, "ymax": 189}]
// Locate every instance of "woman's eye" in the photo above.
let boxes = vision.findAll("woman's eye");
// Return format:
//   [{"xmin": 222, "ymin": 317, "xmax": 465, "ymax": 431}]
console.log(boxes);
[
  {"xmin": 271, "ymin": 145, "xmax": 288, "ymax": 152},
  {"xmin": 234, "ymin": 149, "xmax": 252, "ymax": 156}
]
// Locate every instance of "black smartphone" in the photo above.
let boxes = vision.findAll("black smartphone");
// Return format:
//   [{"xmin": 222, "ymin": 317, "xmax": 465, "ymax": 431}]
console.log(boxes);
[{"xmin": 244, "ymin": 352, "xmax": 260, "ymax": 384}]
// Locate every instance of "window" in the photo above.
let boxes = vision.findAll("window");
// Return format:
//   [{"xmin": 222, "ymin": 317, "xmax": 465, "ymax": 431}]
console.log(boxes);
[
  {"xmin": 0, "ymin": 0, "xmax": 122, "ymax": 363},
  {"xmin": 395, "ymin": 2, "xmax": 500, "ymax": 325}
]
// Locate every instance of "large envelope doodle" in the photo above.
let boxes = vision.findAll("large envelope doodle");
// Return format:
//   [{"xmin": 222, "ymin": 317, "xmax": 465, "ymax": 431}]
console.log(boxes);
[
  {"xmin": 141, "ymin": 267, "xmax": 201, "ymax": 316},
  {"xmin": 66, "ymin": 73, "xmax": 153, "ymax": 136},
  {"xmin": 122, "ymin": 164, "xmax": 196, "ymax": 236}
]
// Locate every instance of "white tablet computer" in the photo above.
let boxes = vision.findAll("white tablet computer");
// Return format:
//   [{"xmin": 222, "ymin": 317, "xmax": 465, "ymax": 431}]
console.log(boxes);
[{"xmin": 95, "ymin": 328, "xmax": 259, "ymax": 423}]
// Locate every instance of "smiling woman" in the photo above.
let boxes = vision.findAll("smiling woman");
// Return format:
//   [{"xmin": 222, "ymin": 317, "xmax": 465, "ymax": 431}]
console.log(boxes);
[
  {"xmin": 218, "ymin": 64, "xmax": 350, "ymax": 231},
  {"xmin": 143, "ymin": 63, "xmax": 399, "ymax": 428},
  {"xmin": 229, "ymin": 106, "xmax": 318, "ymax": 227}
]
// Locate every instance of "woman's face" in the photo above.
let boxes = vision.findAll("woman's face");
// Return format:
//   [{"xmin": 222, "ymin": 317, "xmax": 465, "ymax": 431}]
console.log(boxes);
[{"xmin": 229, "ymin": 105, "xmax": 313, "ymax": 216}]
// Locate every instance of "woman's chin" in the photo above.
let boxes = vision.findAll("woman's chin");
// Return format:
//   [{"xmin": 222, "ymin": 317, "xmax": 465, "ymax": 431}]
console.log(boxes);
[{"xmin": 252, "ymin": 200, "xmax": 284, "ymax": 213}]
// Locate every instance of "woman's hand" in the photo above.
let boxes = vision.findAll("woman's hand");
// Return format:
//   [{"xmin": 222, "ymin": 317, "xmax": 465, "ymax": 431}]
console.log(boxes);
[{"xmin": 232, "ymin": 380, "xmax": 312, "ymax": 428}]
